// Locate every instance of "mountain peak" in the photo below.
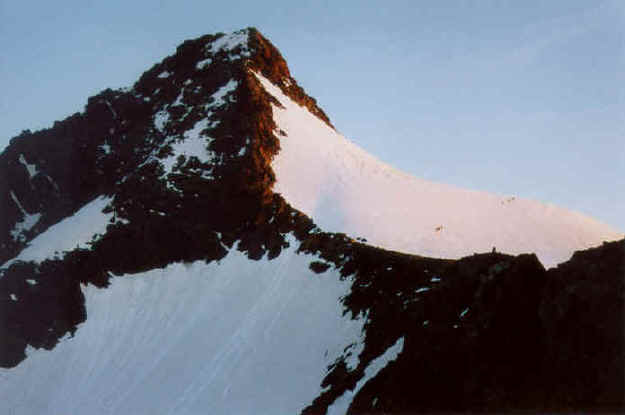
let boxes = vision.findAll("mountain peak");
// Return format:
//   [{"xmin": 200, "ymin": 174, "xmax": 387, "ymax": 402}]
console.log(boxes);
[
  {"xmin": 0, "ymin": 28, "xmax": 335, "ymax": 265},
  {"xmin": 0, "ymin": 29, "xmax": 623, "ymax": 414},
  {"xmin": 132, "ymin": 28, "xmax": 332, "ymax": 130},
  {"xmin": 1, "ymin": 28, "xmax": 621, "ymax": 268}
]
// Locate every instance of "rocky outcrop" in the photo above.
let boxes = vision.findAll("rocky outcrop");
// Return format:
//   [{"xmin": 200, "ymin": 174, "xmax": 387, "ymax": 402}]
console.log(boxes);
[
  {"xmin": 247, "ymin": 29, "xmax": 333, "ymax": 128},
  {"xmin": 303, "ymin": 239, "xmax": 624, "ymax": 414}
]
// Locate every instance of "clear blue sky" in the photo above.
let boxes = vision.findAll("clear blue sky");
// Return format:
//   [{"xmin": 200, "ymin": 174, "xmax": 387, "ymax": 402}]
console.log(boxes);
[{"xmin": 1, "ymin": 0, "xmax": 623, "ymax": 231}]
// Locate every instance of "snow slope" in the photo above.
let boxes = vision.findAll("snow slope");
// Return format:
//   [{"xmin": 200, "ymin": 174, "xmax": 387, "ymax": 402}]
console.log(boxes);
[
  {"xmin": 0, "ymin": 237, "xmax": 366, "ymax": 414},
  {"xmin": 256, "ymin": 73, "xmax": 623, "ymax": 268},
  {"xmin": 328, "ymin": 337, "xmax": 404, "ymax": 415},
  {"xmin": 1, "ymin": 196, "xmax": 113, "ymax": 269},
  {"xmin": 8, "ymin": 191, "xmax": 41, "ymax": 243}
]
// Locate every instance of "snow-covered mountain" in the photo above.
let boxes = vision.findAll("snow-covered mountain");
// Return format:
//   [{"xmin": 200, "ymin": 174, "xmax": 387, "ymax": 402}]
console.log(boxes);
[
  {"xmin": 0, "ymin": 28, "xmax": 623, "ymax": 414},
  {"xmin": 256, "ymin": 72, "xmax": 621, "ymax": 268}
]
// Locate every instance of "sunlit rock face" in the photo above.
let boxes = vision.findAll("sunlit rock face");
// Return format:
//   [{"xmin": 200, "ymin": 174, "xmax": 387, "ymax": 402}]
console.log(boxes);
[{"xmin": 0, "ymin": 28, "xmax": 622, "ymax": 414}]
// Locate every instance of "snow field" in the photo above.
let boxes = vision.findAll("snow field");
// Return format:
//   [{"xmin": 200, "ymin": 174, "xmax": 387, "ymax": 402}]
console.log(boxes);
[
  {"xmin": 0, "ymin": 237, "xmax": 365, "ymax": 414},
  {"xmin": 255, "ymin": 72, "xmax": 623, "ymax": 268}
]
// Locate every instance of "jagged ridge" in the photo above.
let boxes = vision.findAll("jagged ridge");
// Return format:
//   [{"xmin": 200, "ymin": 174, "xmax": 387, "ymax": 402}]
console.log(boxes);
[{"xmin": 0, "ymin": 28, "xmax": 331, "ymax": 265}]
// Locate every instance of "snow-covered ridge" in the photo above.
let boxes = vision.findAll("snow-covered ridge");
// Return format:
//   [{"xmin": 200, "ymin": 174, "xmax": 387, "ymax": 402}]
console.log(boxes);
[{"xmin": 254, "ymin": 72, "xmax": 623, "ymax": 268}]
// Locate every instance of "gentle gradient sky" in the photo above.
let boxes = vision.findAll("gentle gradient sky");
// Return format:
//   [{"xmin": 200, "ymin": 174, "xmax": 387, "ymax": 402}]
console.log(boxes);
[{"xmin": 1, "ymin": 0, "xmax": 623, "ymax": 231}]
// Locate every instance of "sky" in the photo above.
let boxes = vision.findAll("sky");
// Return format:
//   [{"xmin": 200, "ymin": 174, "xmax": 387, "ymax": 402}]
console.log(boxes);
[{"xmin": 1, "ymin": 0, "xmax": 623, "ymax": 231}]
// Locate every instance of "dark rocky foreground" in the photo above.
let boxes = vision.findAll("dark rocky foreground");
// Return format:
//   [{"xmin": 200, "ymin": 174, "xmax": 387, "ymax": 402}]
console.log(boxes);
[
  {"xmin": 303, "ymin": 238, "xmax": 624, "ymax": 414},
  {"xmin": 1, "ymin": 28, "xmax": 623, "ymax": 413}
]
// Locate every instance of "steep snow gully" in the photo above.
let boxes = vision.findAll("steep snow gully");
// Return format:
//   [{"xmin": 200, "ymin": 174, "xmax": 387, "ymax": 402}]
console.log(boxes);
[{"xmin": 0, "ymin": 29, "xmax": 623, "ymax": 414}]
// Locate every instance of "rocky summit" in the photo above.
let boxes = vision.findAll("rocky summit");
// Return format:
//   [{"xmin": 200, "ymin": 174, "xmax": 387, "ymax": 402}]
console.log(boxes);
[{"xmin": 0, "ymin": 28, "xmax": 623, "ymax": 414}]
